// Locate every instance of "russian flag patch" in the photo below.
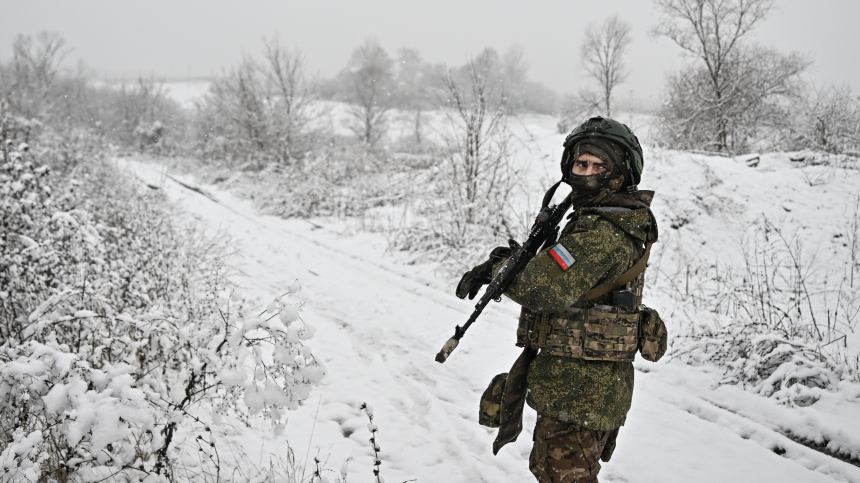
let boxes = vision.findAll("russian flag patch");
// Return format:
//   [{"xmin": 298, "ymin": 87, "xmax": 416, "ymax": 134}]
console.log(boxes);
[{"xmin": 548, "ymin": 244, "xmax": 576, "ymax": 270}]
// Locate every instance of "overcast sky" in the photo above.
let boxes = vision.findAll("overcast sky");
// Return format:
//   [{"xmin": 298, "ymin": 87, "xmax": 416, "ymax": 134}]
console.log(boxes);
[{"xmin": 2, "ymin": 0, "xmax": 859, "ymax": 104}]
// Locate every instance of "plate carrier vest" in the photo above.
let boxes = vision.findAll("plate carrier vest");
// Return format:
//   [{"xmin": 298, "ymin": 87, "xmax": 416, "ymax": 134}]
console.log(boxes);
[{"xmin": 516, "ymin": 259, "xmax": 647, "ymax": 362}]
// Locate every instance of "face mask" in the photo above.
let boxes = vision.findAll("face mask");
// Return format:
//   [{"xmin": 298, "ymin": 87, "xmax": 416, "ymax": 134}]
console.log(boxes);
[
  {"xmin": 567, "ymin": 172, "xmax": 614, "ymax": 191},
  {"xmin": 567, "ymin": 171, "xmax": 625, "ymax": 191},
  {"xmin": 566, "ymin": 172, "xmax": 625, "ymax": 209}
]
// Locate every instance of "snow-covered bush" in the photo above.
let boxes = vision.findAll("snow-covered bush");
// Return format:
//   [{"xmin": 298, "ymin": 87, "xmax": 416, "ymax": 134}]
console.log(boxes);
[
  {"xmin": 669, "ymin": 217, "xmax": 859, "ymax": 405},
  {"xmin": 194, "ymin": 40, "xmax": 319, "ymax": 168},
  {"xmin": 0, "ymin": 340, "xmax": 155, "ymax": 481},
  {"xmin": 0, "ymin": 34, "xmax": 186, "ymax": 154},
  {"xmin": 216, "ymin": 286, "xmax": 327, "ymax": 424},
  {"xmin": 1, "ymin": 112, "xmax": 325, "ymax": 481},
  {"xmin": 674, "ymin": 325, "xmax": 841, "ymax": 407},
  {"xmin": 247, "ymin": 143, "xmax": 414, "ymax": 220},
  {"xmin": 792, "ymin": 84, "xmax": 860, "ymax": 156},
  {"xmin": 380, "ymin": 54, "xmax": 524, "ymax": 270}
]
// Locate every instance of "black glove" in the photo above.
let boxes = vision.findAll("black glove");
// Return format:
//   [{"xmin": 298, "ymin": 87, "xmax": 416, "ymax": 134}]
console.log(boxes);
[{"xmin": 455, "ymin": 246, "xmax": 513, "ymax": 300}]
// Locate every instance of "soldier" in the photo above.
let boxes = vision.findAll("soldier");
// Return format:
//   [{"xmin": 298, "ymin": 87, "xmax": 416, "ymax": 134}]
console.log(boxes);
[{"xmin": 458, "ymin": 117, "xmax": 666, "ymax": 483}]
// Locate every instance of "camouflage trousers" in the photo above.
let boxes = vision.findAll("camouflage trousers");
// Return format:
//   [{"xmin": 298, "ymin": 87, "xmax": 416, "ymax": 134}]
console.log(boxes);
[{"xmin": 529, "ymin": 416, "xmax": 619, "ymax": 483}]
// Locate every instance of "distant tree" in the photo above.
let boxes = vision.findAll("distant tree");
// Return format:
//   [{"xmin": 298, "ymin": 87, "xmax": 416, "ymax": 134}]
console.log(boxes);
[
  {"xmin": 112, "ymin": 76, "xmax": 175, "ymax": 150},
  {"xmin": 799, "ymin": 84, "xmax": 860, "ymax": 154},
  {"xmin": 262, "ymin": 38, "xmax": 317, "ymax": 160},
  {"xmin": 501, "ymin": 45, "xmax": 528, "ymax": 113},
  {"xmin": 659, "ymin": 44, "xmax": 808, "ymax": 152},
  {"xmin": 216, "ymin": 58, "xmax": 270, "ymax": 156},
  {"xmin": 195, "ymin": 40, "xmax": 318, "ymax": 166},
  {"xmin": 579, "ymin": 15, "xmax": 631, "ymax": 117},
  {"xmin": 557, "ymin": 91, "xmax": 603, "ymax": 133},
  {"xmin": 437, "ymin": 49, "xmax": 517, "ymax": 232},
  {"xmin": 394, "ymin": 47, "xmax": 431, "ymax": 145},
  {"xmin": 0, "ymin": 32, "xmax": 69, "ymax": 120},
  {"xmin": 345, "ymin": 38, "xmax": 395, "ymax": 147},
  {"xmin": 495, "ymin": 45, "xmax": 559, "ymax": 115},
  {"xmin": 653, "ymin": 0, "xmax": 804, "ymax": 152}
]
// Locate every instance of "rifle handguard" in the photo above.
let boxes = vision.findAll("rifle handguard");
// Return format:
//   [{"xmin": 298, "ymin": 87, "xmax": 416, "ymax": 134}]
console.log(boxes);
[{"xmin": 435, "ymin": 187, "xmax": 571, "ymax": 363}]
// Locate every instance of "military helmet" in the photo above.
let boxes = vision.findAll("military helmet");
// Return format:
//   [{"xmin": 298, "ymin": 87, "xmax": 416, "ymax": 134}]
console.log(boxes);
[{"xmin": 561, "ymin": 116, "xmax": 644, "ymax": 188}]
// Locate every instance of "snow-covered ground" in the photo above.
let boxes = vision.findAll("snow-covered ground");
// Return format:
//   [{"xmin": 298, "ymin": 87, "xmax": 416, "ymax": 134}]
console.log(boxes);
[{"xmin": 123, "ymin": 129, "xmax": 860, "ymax": 482}]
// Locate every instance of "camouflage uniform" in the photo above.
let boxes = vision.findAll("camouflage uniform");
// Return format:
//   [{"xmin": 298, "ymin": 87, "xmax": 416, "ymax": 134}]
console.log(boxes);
[
  {"xmin": 498, "ymin": 203, "xmax": 652, "ymax": 482},
  {"xmin": 529, "ymin": 415, "xmax": 618, "ymax": 483}
]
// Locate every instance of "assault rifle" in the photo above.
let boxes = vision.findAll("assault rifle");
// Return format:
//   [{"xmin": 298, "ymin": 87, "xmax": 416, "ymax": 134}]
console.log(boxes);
[{"xmin": 435, "ymin": 187, "xmax": 572, "ymax": 363}]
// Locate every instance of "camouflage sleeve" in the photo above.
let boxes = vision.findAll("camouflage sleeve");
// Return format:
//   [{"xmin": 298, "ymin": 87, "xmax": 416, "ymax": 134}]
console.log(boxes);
[{"xmin": 496, "ymin": 218, "xmax": 629, "ymax": 313}]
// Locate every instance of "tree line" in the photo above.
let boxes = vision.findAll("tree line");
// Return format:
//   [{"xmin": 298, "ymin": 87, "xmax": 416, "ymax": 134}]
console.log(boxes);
[
  {"xmin": 3, "ymin": 1, "xmax": 859, "ymax": 161},
  {"xmin": 666, "ymin": 0, "xmax": 858, "ymax": 156},
  {"xmin": 561, "ymin": 0, "xmax": 860, "ymax": 156},
  {"xmin": 194, "ymin": 37, "xmax": 559, "ymax": 167}
]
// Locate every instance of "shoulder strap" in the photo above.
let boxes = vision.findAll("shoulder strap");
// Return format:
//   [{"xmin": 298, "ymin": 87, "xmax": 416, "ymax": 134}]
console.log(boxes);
[
  {"xmin": 579, "ymin": 242, "xmax": 652, "ymax": 302},
  {"xmin": 541, "ymin": 180, "xmax": 563, "ymax": 209}
]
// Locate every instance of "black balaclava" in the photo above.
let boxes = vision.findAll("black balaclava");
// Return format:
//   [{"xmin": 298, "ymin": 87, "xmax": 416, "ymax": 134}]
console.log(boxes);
[{"xmin": 565, "ymin": 138, "xmax": 626, "ymax": 209}]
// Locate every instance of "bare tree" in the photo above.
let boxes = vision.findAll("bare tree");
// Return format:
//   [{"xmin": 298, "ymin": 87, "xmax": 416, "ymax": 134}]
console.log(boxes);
[
  {"xmin": 394, "ymin": 47, "xmax": 431, "ymax": 145},
  {"xmin": 194, "ymin": 41, "xmax": 318, "ymax": 166},
  {"xmin": 579, "ymin": 15, "xmax": 632, "ymax": 117},
  {"xmin": 345, "ymin": 38, "xmax": 394, "ymax": 147},
  {"xmin": 659, "ymin": 44, "xmax": 808, "ymax": 152},
  {"xmin": 195, "ymin": 54, "xmax": 276, "ymax": 168},
  {"xmin": 263, "ymin": 38, "xmax": 316, "ymax": 161},
  {"xmin": 114, "ymin": 76, "xmax": 174, "ymax": 150},
  {"xmin": 501, "ymin": 45, "xmax": 529, "ymax": 113},
  {"xmin": 654, "ymin": 0, "xmax": 777, "ymax": 151},
  {"xmin": 0, "ymin": 32, "xmax": 69, "ymax": 119},
  {"xmin": 436, "ymin": 50, "xmax": 518, "ymax": 238},
  {"xmin": 800, "ymin": 84, "xmax": 860, "ymax": 155}
]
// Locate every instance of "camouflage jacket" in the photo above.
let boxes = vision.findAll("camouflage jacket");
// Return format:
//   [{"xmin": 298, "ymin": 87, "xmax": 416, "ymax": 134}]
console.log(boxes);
[{"xmin": 498, "ymin": 205, "xmax": 652, "ymax": 430}]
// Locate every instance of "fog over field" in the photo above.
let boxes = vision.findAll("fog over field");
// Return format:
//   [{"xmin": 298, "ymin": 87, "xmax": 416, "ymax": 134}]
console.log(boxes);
[{"xmin": 3, "ymin": 1, "xmax": 860, "ymax": 104}]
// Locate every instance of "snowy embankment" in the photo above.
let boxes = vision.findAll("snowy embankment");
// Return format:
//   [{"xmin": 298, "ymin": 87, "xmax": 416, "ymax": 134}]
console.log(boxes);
[{"xmin": 124, "ymin": 136, "xmax": 860, "ymax": 483}]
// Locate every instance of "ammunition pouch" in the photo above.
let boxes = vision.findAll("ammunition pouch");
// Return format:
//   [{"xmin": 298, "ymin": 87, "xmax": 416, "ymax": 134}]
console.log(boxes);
[
  {"xmin": 513, "ymin": 245, "xmax": 660, "ymax": 363},
  {"xmin": 479, "ymin": 372, "xmax": 508, "ymax": 428},
  {"xmin": 518, "ymin": 305, "xmax": 639, "ymax": 362},
  {"xmin": 517, "ymin": 304, "xmax": 668, "ymax": 362},
  {"xmin": 638, "ymin": 306, "xmax": 668, "ymax": 362}
]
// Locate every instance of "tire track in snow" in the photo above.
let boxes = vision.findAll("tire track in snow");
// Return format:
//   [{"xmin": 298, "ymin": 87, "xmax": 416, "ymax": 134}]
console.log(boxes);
[{"xmin": 637, "ymin": 371, "xmax": 860, "ymax": 482}]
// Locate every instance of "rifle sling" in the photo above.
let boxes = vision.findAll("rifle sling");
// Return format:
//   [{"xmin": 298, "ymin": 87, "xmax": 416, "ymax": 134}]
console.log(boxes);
[
  {"xmin": 541, "ymin": 180, "xmax": 563, "ymax": 209},
  {"xmin": 579, "ymin": 242, "xmax": 652, "ymax": 302}
]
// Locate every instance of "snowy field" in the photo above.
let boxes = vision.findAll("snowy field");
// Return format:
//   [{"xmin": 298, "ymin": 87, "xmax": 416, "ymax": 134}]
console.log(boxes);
[{"xmin": 121, "ymin": 109, "xmax": 860, "ymax": 482}]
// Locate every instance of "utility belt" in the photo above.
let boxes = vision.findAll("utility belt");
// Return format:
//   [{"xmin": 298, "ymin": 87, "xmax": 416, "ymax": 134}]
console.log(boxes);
[{"xmin": 517, "ymin": 305, "xmax": 640, "ymax": 362}]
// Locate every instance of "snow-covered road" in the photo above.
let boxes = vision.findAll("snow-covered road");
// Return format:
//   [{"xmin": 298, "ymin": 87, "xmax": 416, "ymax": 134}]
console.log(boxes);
[{"xmin": 124, "ymin": 158, "xmax": 860, "ymax": 483}]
